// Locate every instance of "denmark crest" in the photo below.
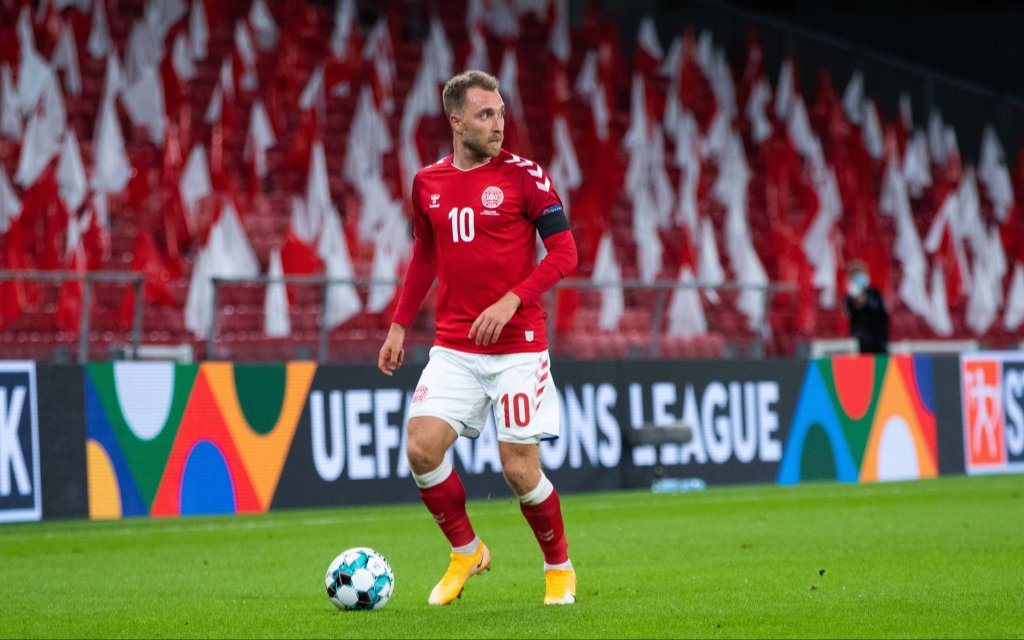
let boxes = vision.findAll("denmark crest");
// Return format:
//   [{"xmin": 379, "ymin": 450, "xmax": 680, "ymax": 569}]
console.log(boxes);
[{"xmin": 481, "ymin": 186, "xmax": 504, "ymax": 209}]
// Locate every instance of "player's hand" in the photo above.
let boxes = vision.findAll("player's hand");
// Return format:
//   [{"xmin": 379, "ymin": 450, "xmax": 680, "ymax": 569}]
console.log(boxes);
[
  {"xmin": 378, "ymin": 323, "xmax": 406, "ymax": 376},
  {"xmin": 469, "ymin": 292, "xmax": 521, "ymax": 346}
]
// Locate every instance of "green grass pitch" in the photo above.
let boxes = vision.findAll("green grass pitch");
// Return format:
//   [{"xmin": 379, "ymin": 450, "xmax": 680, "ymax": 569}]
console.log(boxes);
[{"xmin": 2, "ymin": 474, "xmax": 1022, "ymax": 639}]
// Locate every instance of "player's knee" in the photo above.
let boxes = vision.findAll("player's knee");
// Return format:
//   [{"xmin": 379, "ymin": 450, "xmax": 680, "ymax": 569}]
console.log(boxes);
[
  {"xmin": 502, "ymin": 463, "xmax": 539, "ymax": 496},
  {"xmin": 405, "ymin": 432, "xmax": 443, "ymax": 475}
]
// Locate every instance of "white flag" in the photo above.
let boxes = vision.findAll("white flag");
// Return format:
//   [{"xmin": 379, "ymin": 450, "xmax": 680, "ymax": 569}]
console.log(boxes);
[
  {"xmin": 244, "ymin": 100, "xmax": 277, "ymax": 178},
  {"xmin": 189, "ymin": 0, "xmax": 208, "ymax": 60},
  {"xmin": 344, "ymin": 86, "xmax": 392, "ymax": 191},
  {"xmin": 745, "ymin": 77, "xmax": 773, "ymax": 144},
  {"xmin": 697, "ymin": 217, "xmax": 725, "ymax": 303},
  {"xmin": 121, "ymin": 64, "xmax": 167, "ymax": 145},
  {"xmin": 773, "ymin": 57, "xmax": 794, "ymax": 121},
  {"xmin": 926, "ymin": 262, "xmax": 953, "ymax": 336},
  {"xmin": 592, "ymin": 233, "xmax": 624, "ymax": 331},
  {"xmin": 264, "ymin": 248, "xmax": 291, "ymax": 337},
  {"xmin": 927, "ymin": 110, "xmax": 946, "ymax": 165},
  {"xmin": 16, "ymin": 43, "xmax": 53, "ymax": 117},
  {"xmin": 87, "ymin": 0, "xmax": 113, "ymax": 59},
  {"xmin": 51, "ymin": 22, "xmax": 82, "ymax": 96},
  {"xmin": 802, "ymin": 166, "xmax": 842, "ymax": 308},
  {"xmin": 574, "ymin": 50, "xmax": 610, "ymax": 141},
  {"xmin": 362, "ymin": 16, "xmax": 396, "ymax": 113},
  {"xmin": 180, "ymin": 144, "xmax": 212, "ymax": 221},
  {"xmin": 366, "ymin": 219, "xmax": 410, "ymax": 313},
  {"xmin": 547, "ymin": 0, "xmax": 571, "ymax": 62},
  {"xmin": 330, "ymin": 0, "xmax": 356, "ymax": 59},
  {"xmin": 902, "ymin": 130, "xmax": 932, "ymax": 198},
  {"xmin": 234, "ymin": 21, "xmax": 258, "ymax": 91},
  {"xmin": 899, "ymin": 92, "xmax": 913, "ymax": 131},
  {"xmin": 0, "ymin": 165, "xmax": 20, "ymax": 233},
  {"xmin": 123, "ymin": 19, "xmax": 160, "ymax": 85},
  {"xmin": 305, "ymin": 140, "xmax": 332, "ymax": 237},
  {"xmin": 666, "ymin": 266, "xmax": 707, "ymax": 337},
  {"xmin": 0, "ymin": 64, "xmax": 21, "ymax": 139},
  {"xmin": 57, "ymin": 129, "xmax": 87, "ymax": 212},
  {"xmin": 977, "ymin": 125, "xmax": 1014, "ymax": 223},
  {"xmin": 15, "ymin": 102, "xmax": 60, "ymax": 187},
  {"xmin": 184, "ymin": 201, "xmax": 262, "ymax": 338},
  {"xmin": 465, "ymin": 22, "xmax": 491, "ymax": 72},
  {"xmin": 965, "ymin": 249, "xmax": 1000, "ymax": 336},
  {"xmin": 862, "ymin": 99, "xmax": 884, "ymax": 160},
  {"xmin": 249, "ymin": 0, "xmax": 279, "ymax": 51},
  {"xmin": 671, "ymin": 110, "xmax": 700, "ymax": 230},
  {"xmin": 842, "ymin": 70, "xmax": 864, "ymax": 124},
  {"xmin": 880, "ymin": 161, "xmax": 930, "ymax": 316},
  {"xmin": 172, "ymin": 32, "xmax": 197, "ymax": 82},
  {"xmin": 632, "ymin": 186, "xmax": 663, "ymax": 283},
  {"xmin": 318, "ymin": 207, "xmax": 363, "ymax": 329},
  {"xmin": 1004, "ymin": 262, "xmax": 1024, "ymax": 332},
  {"xmin": 548, "ymin": 114, "xmax": 582, "ymax": 195},
  {"xmin": 208, "ymin": 201, "xmax": 260, "ymax": 279},
  {"xmin": 183, "ymin": 247, "xmax": 213, "ymax": 337},
  {"xmin": 290, "ymin": 196, "xmax": 316, "ymax": 244}
]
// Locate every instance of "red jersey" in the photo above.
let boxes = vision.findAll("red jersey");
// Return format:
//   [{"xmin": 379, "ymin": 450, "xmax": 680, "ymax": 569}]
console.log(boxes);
[{"xmin": 392, "ymin": 149, "xmax": 577, "ymax": 354}]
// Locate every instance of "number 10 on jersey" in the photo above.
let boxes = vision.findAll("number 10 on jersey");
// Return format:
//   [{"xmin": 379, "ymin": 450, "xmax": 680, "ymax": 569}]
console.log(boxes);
[
  {"xmin": 500, "ymin": 392, "xmax": 530, "ymax": 428},
  {"xmin": 448, "ymin": 207, "xmax": 475, "ymax": 242}
]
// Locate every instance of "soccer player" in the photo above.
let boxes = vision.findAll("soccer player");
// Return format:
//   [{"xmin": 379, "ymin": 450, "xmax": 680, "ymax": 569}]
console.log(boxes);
[{"xmin": 377, "ymin": 70, "xmax": 578, "ymax": 606}]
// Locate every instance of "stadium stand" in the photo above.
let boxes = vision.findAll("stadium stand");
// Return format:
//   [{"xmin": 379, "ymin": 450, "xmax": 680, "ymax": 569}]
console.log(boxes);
[{"xmin": 0, "ymin": 0, "xmax": 1022, "ymax": 362}]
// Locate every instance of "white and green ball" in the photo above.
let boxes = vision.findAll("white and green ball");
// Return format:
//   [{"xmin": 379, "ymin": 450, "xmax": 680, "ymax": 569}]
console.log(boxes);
[{"xmin": 325, "ymin": 547, "xmax": 395, "ymax": 611}]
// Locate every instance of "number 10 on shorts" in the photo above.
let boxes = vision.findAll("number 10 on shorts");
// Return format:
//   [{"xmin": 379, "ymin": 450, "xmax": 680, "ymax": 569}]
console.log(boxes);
[{"xmin": 500, "ymin": 393, "xmax": 531, "ymax": 428}]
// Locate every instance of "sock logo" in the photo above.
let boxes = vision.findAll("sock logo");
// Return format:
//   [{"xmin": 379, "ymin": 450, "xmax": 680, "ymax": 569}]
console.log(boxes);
[
  {"xmin": 537, "ymin": 529, "xmax": 555, "ymax": 542},
  {"xmin": 432, "ymin": 512, "xmax": 446, "ymax": 524}
]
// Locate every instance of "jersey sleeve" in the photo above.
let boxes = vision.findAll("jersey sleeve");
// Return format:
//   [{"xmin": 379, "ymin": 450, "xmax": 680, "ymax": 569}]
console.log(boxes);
[
  {"xmin": 521, "ymin": 160, "xmax": 565, "ymax": 225},
  {"xmin": 509, "ymin": 162, "xmax": 577, "ymax": 307},
  {"xmin": 391, "ymin": 175, "xmax": 438, "ymax": 328}
]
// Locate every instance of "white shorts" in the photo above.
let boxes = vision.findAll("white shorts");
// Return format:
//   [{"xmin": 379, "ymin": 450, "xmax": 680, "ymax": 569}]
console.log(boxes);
[{"xmin": 408, "ymin": 346, "xmax": 560, "ymax": 443}]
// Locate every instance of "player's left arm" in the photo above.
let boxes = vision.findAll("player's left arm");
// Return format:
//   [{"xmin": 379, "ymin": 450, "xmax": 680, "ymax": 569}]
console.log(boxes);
[{"xmin": 469, "ymin": 189, "xmax": 578, "ymax": 346}]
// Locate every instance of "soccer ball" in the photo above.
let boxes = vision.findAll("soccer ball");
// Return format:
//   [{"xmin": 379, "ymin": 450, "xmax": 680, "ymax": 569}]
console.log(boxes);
[{"xmin": 325, "ymin": 547, "xmax": 395, "ymax": 611}]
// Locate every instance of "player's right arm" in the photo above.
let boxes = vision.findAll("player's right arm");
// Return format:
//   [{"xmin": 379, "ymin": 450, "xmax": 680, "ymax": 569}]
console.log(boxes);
[{"xmin": 379, "ymin": 175, "xmax": 437, "ymax": 375}]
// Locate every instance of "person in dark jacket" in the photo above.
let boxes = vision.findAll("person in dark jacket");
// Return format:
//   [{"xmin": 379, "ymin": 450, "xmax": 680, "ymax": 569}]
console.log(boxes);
[{"xmin": 845, "ymin": 260, "xmax": 889, "ymax": 354}]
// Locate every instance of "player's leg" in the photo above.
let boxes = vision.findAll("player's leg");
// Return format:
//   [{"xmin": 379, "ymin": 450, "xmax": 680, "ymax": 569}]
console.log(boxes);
[
  {"xmin": 499, "ymin": 442, "xmax": 575, "ymax": 605},
  {"xmin": 406, "ymin": 348, "xmax": 492, "ymax": 605},
  {"xmin": 406, "ymin": 416, "xmax": 472, "ymax": 548},
  {"xmin": 492, "ymin": 351, "xmax": 575, "ymax": 605}
]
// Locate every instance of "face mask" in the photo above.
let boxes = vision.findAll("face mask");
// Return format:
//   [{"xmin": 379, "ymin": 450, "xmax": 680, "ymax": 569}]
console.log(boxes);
[{"xmin": 848, "ymin": 272, "xmax": 869, "ymax": 296}]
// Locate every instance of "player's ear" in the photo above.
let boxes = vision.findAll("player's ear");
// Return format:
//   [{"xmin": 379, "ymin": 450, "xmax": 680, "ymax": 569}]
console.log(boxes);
[{"xmin": 450, "ymin": 112, "xmax": 462, "ymax": 133}]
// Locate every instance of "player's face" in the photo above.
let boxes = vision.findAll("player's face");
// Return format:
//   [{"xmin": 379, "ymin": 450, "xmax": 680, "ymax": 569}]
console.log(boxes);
[{"xmin": 455, "ymin": 88, "xmax": 505, "ymax": 159}]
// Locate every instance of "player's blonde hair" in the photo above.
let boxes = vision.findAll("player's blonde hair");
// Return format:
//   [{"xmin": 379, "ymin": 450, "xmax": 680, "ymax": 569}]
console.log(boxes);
[{"xmin": 442, "ymin": 70, "xmax": 500, "ymax": 117}]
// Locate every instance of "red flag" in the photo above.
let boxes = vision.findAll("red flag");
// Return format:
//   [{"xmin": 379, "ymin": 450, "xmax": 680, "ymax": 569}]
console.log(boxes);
[
  {"xmin": 81, "ymin": 208, "xmax": 111, "ymax": 270},
  {"xmin": 284, "ymin": 107, "xmax": 318, "ymax": 172},
  {"xmin": 117, "ymin": 226, "xmax": 176, "ymax": 329},
  {"xmin": 280, "ymin": 227, "xmax": 323, "ymax": 304},
  {"xmin": 0, "ymin": 217, "xmax": 30, "ymax": 329},
  {"xmin": 54, "ymin": 241, "xmax": 88, "ymax": 335}
]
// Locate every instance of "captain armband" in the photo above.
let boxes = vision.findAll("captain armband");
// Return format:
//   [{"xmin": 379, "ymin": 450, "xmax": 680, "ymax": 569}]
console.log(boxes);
[{"xmin": 535, "ymin": 204, "xmax": 570, "ymax": 239}]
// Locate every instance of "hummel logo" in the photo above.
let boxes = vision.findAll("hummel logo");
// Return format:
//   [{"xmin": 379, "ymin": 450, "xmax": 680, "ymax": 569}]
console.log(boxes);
[
  {"xmin": 433, "ymin": 512, "xmax": 446, "ymax": 524},
  {"xmin": 537, "ymin": 529, "xmax": 555, "ymax": 542},
  {"xmin": 429, "ymin": 194, "xmax": 441, "ymax": 208}
]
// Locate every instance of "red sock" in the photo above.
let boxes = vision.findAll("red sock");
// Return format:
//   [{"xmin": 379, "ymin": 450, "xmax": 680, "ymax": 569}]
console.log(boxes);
[
  {"xmin": 418, "ymin": 469, "xmax": 476, "ymax": 548},
  {"xmin": 520, "ymin": 488, "xmax": 569, "ymax": 565}
]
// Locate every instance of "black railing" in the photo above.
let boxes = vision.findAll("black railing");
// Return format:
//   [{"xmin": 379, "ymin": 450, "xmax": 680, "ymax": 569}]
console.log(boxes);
[
  {"xmin": 209, "ymin": 275, "xmax": 797, "ymax": 362},
  {"xmin": 0, "ymin": 270, "xmax": 145, "ymax": 363}
]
